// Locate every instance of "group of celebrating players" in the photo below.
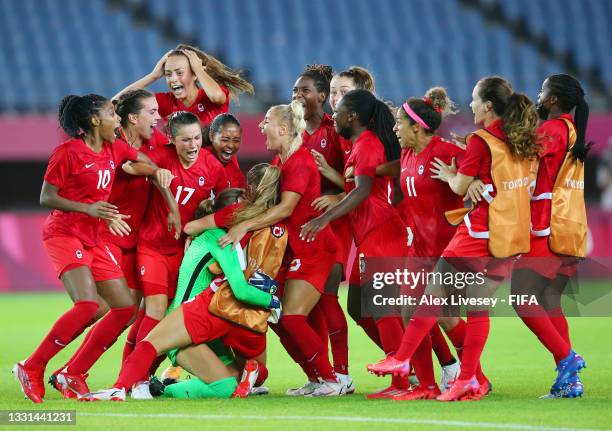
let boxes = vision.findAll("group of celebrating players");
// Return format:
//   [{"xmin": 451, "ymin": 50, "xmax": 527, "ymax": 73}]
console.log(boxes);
[{"xmin": 13, "ymin": 43, "xmax": 591, "ymax": 403}]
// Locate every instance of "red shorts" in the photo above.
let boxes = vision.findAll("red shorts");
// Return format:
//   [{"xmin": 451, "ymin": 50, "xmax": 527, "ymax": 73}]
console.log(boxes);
[
  {"xmin": 183, "ymin": 289, "xmax": 266, "ymax": 359},
  {"xmin": 442, "ymin": 224, "xmax": 515, "ymax": 280},
  {"xmin": 106, "ymin": 244, "xmax": 139, "ymax": 290},
  {"xmin": 349, "ymin": 218, "xmax": 410, "ymax": 286},
  {"xmin": 514, "ymin": 235, "xmax": 579, "ymax": 279},
  {"xmin": 285, "ymin": 248, "xmax": 336, "ymax": 293},
  {"xmin": 43, "ymin": 236, "xmax": 123, "ymax": 282},
  {"xmin": 331, "ymin": 217, "xmax": 353, "ymax": 270},
  {"xmin": 137, "ymin": 245, "xmax": 182, "ymax": 299}
]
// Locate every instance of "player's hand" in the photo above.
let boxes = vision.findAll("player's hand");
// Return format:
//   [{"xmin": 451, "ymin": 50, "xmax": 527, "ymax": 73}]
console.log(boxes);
[
  {"xmin": 311, "ymin": 149, "xmax": 332, "ymax": 173},
  {"xmin": 155, "ymin": 168, "xmax": 175, "ymax": 189},
  {"xmin": 184, "ymin": 236, "xmax": 192, "ymax": 253},
  {"xmin": 464, "ymin": 179, "xmax": 486, "ymax": 204},
  {"xmin": 345, "ymin": 166, "xmax": 355, "ymax": 182},
  {"xmin": 87, "ymin": 201, "xmax": 119, "ymax": 220},
  {"xmin": 312, "ymin": 194, "xmax": 341, "ymax": 212},
  {"xmin": 450, "ymin": 132, "xmax": 467, "ymax": 150},
  {"xmin": 150, "ymin": 50, "xmax": 172, "ymax": 80},
  {"xmin": 300, "ymin": 215, "xmax": 329, "ymax": 243},
  {"xmin": 167, "ymin": 208, "xmax": 182, "ymax": 240},
  {"xmin": 182, "ymin": 49, "xmax": 205, "ymax": 73},
  {"xmin": 430, "ymin": 157, "xmax": 457, "ymax": 183},
  {"xmin": 105, "ymin": 214, "xmax": 132, "ymax": 237},
  {"xmin": 218, "ymin": 223, "xmax": 248, "ymax": 250}
]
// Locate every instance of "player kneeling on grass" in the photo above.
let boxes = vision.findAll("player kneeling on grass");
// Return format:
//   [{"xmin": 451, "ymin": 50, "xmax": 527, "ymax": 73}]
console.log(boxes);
[{"xmin": 82, "ymin": 165, "xmax": 286, "ymax": 401}]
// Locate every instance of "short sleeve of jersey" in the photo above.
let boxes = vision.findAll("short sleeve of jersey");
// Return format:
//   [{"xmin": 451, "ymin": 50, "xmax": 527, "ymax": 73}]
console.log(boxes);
[
  {"xmin": 353, "ymin": 140, "xmax": 379, "ymax": 177},
  {"xmin": 458, "ymin": 134, "xmax": 489, "ymax": 177},
  {"xmin": 434, "ymin": 140, "xmax": 465, "ymax": 168},
  {"xmin": 44, "ymin": 145, "xmax": 70, "ymax": 188},
  {"xmin": 155, "ymin": 92, "xmax": 172, "ymax": 118},
  {"xmin": 280, "ymin": 155, "xmax": 310, "ymax": 195},
  {"xmin": 537, "ymin": 119, "xmax": 567, "ymax": 159},
  {"xmin": 147, "ymin": 145, "xmax": 170, "ymax": 167},
  {"xmin": 113, "ymin": 139, "xmax": 139, "ymax": 164}
]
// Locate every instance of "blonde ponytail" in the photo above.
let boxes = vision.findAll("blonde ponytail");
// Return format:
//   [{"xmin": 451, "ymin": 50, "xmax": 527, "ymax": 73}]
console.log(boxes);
[
  {"xmin": 273, "ymin": 100, "xmax": 306, "ymax": 158},
  {"xmin": 232, "ymin": 164, "xmax": 281, "ymax": 225}
]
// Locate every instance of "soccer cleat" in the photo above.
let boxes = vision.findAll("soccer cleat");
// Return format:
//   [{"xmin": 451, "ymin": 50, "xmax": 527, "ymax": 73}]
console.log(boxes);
[
  {"xmin": 306, "ymin": 380, "xmax": 345, "ymax": 397},
  {"xmin": 131, "ymin": 381, "xmax": 153, "ymax": 400},
  {"xmin": 80, "ymin": 387, "xmax": 126, "ymax": 402},
  {"xmin": 565, "ymin": 374, "xmax": 584, "ymax": 398},
  {"xmin": 232, "ymin": 359, "xmax": 259, "ymax": 398},
  {"xmin": 551, "ymin": 350, "xmax": 586, "ymax": 397},
  {"xmin": 250, "ymin": 385, "xmax": 269, "ymax": 395},
  {"xmin": 476, "ymin": 375, "xmax": 493, "ymax": 398},
  {"xmin": 286, "ymin": 381, "xmax": 319, "ymax": 396},
  {"xmin": 336, "ymin": 373, "xmax": 355, "ymax": 394},
  {"xmin": 440, "ymin": 360, "xmax": 461, "ymax": 393},
  {"xmin": 436, "ymin": 377, "xmax": 480, "ymax": 402},
  {"xmin": 367, "ymin": 356, "xmax": 411, "ymax": 377},
  {"xmin": 160, "ymin": 365, "xmax": 183, "ymax": 385},
  {"xmin": 393, "ymin": 385, "xmax": 441, "ymax": 400},
  {"xmin": 48, "ymin": 372, "xmax": 77, "ymax": 399},
  {"xmin": 148, "ymin": 376, "xmax": 166, "ymax": 397},
  {"xmin": 408, "ymin": 372, "xmax": 420, "ymax": 388},
  {"xmin": 366, "ymin": 385, "xmax": 411, "ymax": 399},
  {"xmin": 55, "ymin": 368, "xmax": 90, "ymax": 398},
  {"xmin": 12, "ymin": 362, "xmax": 44, "ymax": 404}
]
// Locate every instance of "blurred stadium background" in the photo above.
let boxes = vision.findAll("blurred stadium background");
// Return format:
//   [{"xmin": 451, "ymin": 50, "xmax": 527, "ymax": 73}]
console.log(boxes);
[{"xmin": 0, "ymin": 0, "xmax": 611, "ymax": 291}]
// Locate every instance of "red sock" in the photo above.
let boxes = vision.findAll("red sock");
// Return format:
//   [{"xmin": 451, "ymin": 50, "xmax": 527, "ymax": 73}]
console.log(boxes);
[
  {"xmin": 25, "ymin": 300, "xmax": 99, "ymax": 370},
  {"xmin": 394, "ymin": 297, "xmax": 440, "ymax": 360},
  {"xmin": 319, "ymin": 293, "xmax": 349, "ymax": 374},
  {"xmin": 281, "ymin": 315, "xmax": 336, "ymax": 381},
  {"xmin": 122, "ymin": 308, "xmax": 145, "ymax": 363},
  {"xmin": 255, "ymin": 363, "xmax": 269, "ymax": 386},
  {"xmin": 149, "ymin": 354, "xmax": 167, "ymax": 376},
  {"xmin": 307, "ymin": 303, "xmax": 329, "ymax": 358},
  {"xmin": 445, "ymin": 319, "xmax": 487, "ymax": 384},
  {"xmin": 357, "ymin": 317, "xmax": 382, "ymax": 349},
  {"xmin": 375, "ymin": 316, "xmax": 404, "ymax": 356},
  {"xmin": 136, "ymin": 315, "xmax": 160, "ymax": 343},
  {"xmin": 547, "ymin": 307, "xmax": 571, "ymax": 345},
  {"xmin": 270, "ymin": 323, "xmax": 318, "ymax": 381},
  {"xmin": 67, "ymin": 305, "xmax": 136, "ymax": 375},
  {"xmin": 516, "ymin": 305, "xmax": 570, "ymax": 364},
  {"xmin": 392, "ymin": 374, "xmax": 410, "ymax": 389},
  {"xmin": 58, "ymin": 320, "xmax": 96, "ymax": 374},
  {"xmin": 411, "ymin": 334, "xmax": 436, "ymax": 388},
  {"xmin": 114, "ymin": 340, "xmax": 157, "ymax": 390},
  {"xmin": 430, "ymin": 324, "xmax": 455, "ymax": 366},
  {"xmin": 458, "ymin": 311, "xmax": 490, "ymax": 381}
]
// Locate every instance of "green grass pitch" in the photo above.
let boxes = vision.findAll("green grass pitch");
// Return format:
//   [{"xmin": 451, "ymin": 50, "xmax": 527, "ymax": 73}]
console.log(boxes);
[{"xmin": 1, "ymin": 291, "xmax": 611, "ymax": 431}]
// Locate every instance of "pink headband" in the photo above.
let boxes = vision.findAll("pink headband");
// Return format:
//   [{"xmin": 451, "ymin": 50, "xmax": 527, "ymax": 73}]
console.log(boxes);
[{"xmin": 402, "ymin": 102, "xmax": 430, "ymax": 130}]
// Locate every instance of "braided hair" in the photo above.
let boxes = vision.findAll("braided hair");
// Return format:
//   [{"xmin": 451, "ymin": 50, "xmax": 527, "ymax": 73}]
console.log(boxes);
[{"xmin": 58, "ymin": 94, "xmax": 108, "ymax": 137}]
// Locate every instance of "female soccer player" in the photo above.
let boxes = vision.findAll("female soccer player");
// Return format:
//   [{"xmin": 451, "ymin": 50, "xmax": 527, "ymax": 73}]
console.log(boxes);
[
  {"xmin": 510, "ymin": 74, "xmax": 589, "ymax": 398},
  {"xmin": 203, "ymin": 113, "xmax": 245, "ymax": 188},
  {"xmin": 133, "ymin": 111, "xmax": 227, "ymax": 349},
  {"xmin": 82, "ymin": 169, "xmax": 284, "ymax": 401},
  {"xmin": 114, "ymin": 44, "xmax": 253, "ymax": 126},
  {"xmin": 13, "ymin": 94, "xmax": 167, "ymax": 403},
  {"xmin": 367, "ymin": 76, "xmax": 540, "ymax": 401},
  {"xmin": 301, "ymin": 89, "xmax": 409, "ymax": 398},
  {"xmin": 219, "ymin": 101, "xmax": 343, "ymax": 396}
]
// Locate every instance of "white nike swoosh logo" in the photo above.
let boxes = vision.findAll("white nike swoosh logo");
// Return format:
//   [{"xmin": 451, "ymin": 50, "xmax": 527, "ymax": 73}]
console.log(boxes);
[
  {"xmin": 345, "ymin": 150, "xmax": 351, "ymax": 154},
  {"xmin": 401, "ymin": 168, "xmax": 408, "ymax": 172},
  {"xmin": 54, "ymin": 339, "xmax": 66, "ymax": 347},
  {"xmin": 85, "ymin": 163, "xmax": 95, "ymax": 168}
]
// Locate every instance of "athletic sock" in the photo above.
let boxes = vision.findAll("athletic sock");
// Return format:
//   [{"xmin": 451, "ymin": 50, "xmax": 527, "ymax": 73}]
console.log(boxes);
[
  {"xmin": 320, "ymin": 293, "xmax": 349, "ymax": 374},
  {"xmin": 458, "ymin": 311, "xmax": 490, "ymax": 381},
  {"xmin": 135, "ymin": 315, "xmax": 160, "ymax": 343},
  {"xmin": 411, "ymin": 334, "xmax": 436, "ymax": 388},
  {"xmin": 163, "ymin": 377, "xmax": 237, "ymax": 398},
  {"xmin": 114, "ymin": 340, "xmax": 157, "ymax": 390},
  {"xmin": 393, "ymin": 298, "xmax": 440, "ymax": 361},
  {"xmin": 67, "ymin": 305, "xmax": 135, "ymax": 375},
  {"xmin": 516, "ymin": 304, "xmax": 571, "ymax": 364},
  {"xmin": 281, "ymin": 315, "xmax": 336, "ymax": 381},
  {"xmin": 430, "ymin": 324, "xmax": 455, "ymax": 366},
  {"xmin": 547, "ymin": 307, "xmax": 571, "ymax": 345},
  {"xmin": 122, "ymin": 308, "xmax": 145, "ymax": 363},
  {"xmin": 270, "ymin": 322, "xmax": 318, "ymax": 381},
  {"xmin": 255, "ymin": 363, "xmax": 269, "ymax": 386},
  {"xmin": 375, "ymin": 316, "xmax": 404, "ymax": 356},
  {"xmin": 445, "ymin": 318, "xmax": 487, "ymax": 384},
  {"xmin": 357, "ymin": 317, "xmax": 383, "ymax": 349},
  {"xmin": 307, "ymin": 303, "xmax": 329, "ymax": 358},
  {"xmin": 25, "ymin": 300, "xmax": 99, "ymax": 370},
  {"xmin": 57, "ymin": 320, "xmax": 96, "ymax": 374}
]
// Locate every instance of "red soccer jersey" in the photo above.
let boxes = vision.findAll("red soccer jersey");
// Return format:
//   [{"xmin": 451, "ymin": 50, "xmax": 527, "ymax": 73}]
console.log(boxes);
[
  {"xmin": 399, "ymin": 136, "xmax": 464, "ymax": 257},
  {"xmin": 156, "ymin": 86, "xmax": 230, "ymax": 126},
  {"xmin": 204, "ymin": 146, "xmax": 245, "ymax": 188},
  {"xmin": 531, "ymin": 114, "xmax": 574, "ymax": 232},
  {"xmin": 344, "ymin": 130, "xmax": 399, "ymax": 246},
  {"xmin": 301, "ymin": 113, "xmax": 344, "ymax": 193},
  {"xmin": 42, "ymin": 138, "xmax": 139, "ymax": 247},
  {"xmin": 272, "ymin": 147, "xmax": 336, "ymax": 256},
  {"xmin": 99, "ymin": 128, "xmax": 169, "ymax": 250},
  {"xmin": 458, "ymin": 119, "xmax": 505, "ymax": 232},
  {"xmin": 139, "ymin": 146, "xmax": 228, "ymax": 254}
]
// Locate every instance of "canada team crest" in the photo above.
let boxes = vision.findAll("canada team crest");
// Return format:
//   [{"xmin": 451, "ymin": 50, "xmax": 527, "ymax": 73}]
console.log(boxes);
[
  {"xmin": 320, "ymin": 139, "xmax": 327, "ymax": 149},
  {"xmin": 199, "ymin": 177, "xmax": 205, "ymax": 186}
]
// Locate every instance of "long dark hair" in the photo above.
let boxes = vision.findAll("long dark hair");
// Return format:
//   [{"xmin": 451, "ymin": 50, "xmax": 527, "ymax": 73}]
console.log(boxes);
[
  {"xmin": 547, "ymin": 74, "xmax": 592, "ymax": 161},
  {"xmin": 58, "ymin": 94, "xmax": 108, "ymax": 137},
  {"xmin": 340, "ymin": 89, "xmax": 401, "ymax": 161}
]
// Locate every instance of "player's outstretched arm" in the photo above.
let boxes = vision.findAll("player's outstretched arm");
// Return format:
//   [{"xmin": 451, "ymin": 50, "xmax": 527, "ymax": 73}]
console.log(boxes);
[
  {"xmin": 375, "ymin": 159, "xmax": 401, "ymax": 178},
  {"xmin": 112, "ymin": 50, "xmax": 172, "ymax": 101},
  {"xmin": 40, "ymin": 181, "xmax": 118, "ymax": 220}
]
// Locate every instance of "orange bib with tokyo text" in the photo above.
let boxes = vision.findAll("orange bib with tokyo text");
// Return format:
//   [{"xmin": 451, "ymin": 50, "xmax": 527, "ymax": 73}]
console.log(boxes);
[
  {"xmin": 473, "ymin": 129, "xmax": 532, "ymax": 257},
  {"xmin": 549, "ymin": 118, "xmax": 587, "ymax": 257}
]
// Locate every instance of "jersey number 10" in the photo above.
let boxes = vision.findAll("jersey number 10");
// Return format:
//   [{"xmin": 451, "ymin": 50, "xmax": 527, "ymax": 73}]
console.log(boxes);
[{"xmin": 96, "ymin": 170, "xmax": 111, "ymax": 190}]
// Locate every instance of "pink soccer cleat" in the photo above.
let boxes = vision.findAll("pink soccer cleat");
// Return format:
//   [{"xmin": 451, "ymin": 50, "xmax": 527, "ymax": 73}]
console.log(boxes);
[
  {"xmin": 366, "ymin": 384, "xmax": 411, "ymax": 399},
  {"xmin": 366, "ymin": 356, "xmax": 411, "ymax": 377},
  {"xmin": 393, "ymin": 385, "xmax": 441, "ymax": 400},
  {"xmin": 55, "ymin": 368, "xmax": 90, "ymax": 398},
  {"xmin": 436, "ymin": 377, "xmax": 480, "ymax": 402}
]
